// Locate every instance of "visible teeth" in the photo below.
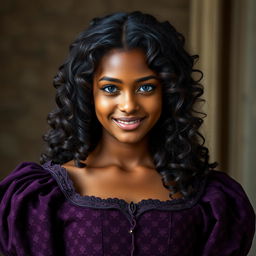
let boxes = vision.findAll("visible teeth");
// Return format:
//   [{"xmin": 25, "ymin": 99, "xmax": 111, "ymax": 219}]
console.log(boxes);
[{"xmin": 116, "ymin": 119, "xmax": 140, "ymax": 124}]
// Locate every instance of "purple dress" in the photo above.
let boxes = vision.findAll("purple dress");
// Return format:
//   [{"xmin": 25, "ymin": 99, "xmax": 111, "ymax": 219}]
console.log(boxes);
[{"xmin": 0, "ymin": 161, "xmax": 255, "ymax": 256}]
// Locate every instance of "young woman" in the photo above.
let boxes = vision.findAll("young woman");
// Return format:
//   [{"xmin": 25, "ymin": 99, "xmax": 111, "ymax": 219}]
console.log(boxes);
[{"xmin": 0, "ymin": 11, "xmax": 255, "ymax": 256}]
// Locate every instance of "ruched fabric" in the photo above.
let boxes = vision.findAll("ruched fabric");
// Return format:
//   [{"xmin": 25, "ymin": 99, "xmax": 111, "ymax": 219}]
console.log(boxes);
[
  {"xmin": 0, "ymin": 161, "xmax": 255, "ymax": 256},
  {"xmin": 0, "ymin": 162, "xmax": 65, "ymax": 256},
  {"xmin": 197, "ymin": 170, "xmax": 255, "ymax": 255}
]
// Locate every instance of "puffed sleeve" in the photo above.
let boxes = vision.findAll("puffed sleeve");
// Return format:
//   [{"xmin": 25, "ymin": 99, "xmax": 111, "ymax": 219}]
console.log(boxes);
[
  {"xmin": 198, "ymin": 170, "xmax": 255, "ymax": 256},
  {"xmin": 0, "ymin": 162, "xmax": 64, "ymax": 256}
]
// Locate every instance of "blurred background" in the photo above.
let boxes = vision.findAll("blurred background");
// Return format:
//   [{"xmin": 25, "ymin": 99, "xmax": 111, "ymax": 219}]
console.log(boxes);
[{"xmin": 0, "ymin": 0, "xmax": 255, "ymax": 254}]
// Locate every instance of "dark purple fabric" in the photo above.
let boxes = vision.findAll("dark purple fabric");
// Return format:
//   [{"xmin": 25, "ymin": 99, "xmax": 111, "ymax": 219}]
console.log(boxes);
[{"xmin": 0, "ymin": 161, "xmax": 255, "ymax": 256}]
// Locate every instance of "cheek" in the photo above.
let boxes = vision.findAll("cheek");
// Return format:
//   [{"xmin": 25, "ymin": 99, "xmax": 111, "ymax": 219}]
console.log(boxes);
[
  {"xmin": 94, "ymin": 95, "xmax": 114, "ymax": 120},
  {"xmin": 150, "ymin": 104, "xmax": 162, "ymax": 121},
  {"xmin": 143, "ymin": 95, "xmax": 162, "ymax": 119}
]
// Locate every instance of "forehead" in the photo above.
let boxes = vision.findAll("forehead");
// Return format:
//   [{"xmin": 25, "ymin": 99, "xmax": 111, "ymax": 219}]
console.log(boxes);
[{"xmin": 94, "ymin": 48, "xmax": 155, "ymax": 77}]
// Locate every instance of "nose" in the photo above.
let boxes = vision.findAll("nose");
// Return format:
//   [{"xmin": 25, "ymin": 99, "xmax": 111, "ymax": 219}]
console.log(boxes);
[{"xmin": 118, "ymin": 92, "xmax": 140, "ymax": 114}]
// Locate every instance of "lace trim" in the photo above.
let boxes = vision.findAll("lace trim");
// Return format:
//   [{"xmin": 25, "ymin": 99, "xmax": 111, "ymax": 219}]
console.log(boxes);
[{"xmin": 42, "ymin": 160, "xmax": 208, "ymax": 217}]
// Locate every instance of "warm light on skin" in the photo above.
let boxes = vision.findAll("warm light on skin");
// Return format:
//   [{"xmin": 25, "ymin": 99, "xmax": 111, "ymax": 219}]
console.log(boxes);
[{"xmin": 92, "ymin": 48, "xmax": 163, "ymax": 145}]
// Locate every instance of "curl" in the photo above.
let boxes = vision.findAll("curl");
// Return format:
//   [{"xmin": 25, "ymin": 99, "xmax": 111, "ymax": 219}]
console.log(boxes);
[{"xmin": 40, "ymin": 11, "xmax": 218, "ymax": 198}]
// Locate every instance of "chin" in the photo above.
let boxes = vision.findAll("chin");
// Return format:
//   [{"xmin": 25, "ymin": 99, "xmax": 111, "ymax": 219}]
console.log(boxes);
[{"xmin": 114, "ymin": 134, "xmax": 146, "ymax": 144}]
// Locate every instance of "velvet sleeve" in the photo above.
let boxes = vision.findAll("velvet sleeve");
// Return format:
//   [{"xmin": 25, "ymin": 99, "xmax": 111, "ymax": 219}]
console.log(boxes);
[
  {"xmin": 198, "ymin": 170, "xmax": 255, "ymax": 256},
  {"xmin": 0, "ymin": 162, "xmax": 64, "ymax": 256}
]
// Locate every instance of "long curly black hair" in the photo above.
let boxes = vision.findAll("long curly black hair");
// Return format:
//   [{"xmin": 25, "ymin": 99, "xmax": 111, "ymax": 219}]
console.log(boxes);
[{"xmin": 40, "ymin": 11, "xmax": 217, "ymax": 199}]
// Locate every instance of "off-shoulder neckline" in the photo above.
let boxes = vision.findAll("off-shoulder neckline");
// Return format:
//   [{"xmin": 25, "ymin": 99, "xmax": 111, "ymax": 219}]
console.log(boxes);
[{"xmin": 42, "ymin": 160, "xmax": 209, "ymax": 213}]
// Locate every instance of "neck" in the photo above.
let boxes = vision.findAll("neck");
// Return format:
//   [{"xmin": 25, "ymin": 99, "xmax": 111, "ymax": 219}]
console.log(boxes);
[{"xmin": 87, "ymin": 131, "xmax": 155, "ymax": 171}]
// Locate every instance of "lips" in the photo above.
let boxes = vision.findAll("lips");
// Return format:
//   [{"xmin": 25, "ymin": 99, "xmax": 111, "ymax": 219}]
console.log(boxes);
[
  {"xmin": 112, "ymin": 117, "xmax": 145, "ymax": 130},
  {"xmin": 113, "ymin": 117, "xmax": 145, "ymax": 122}
]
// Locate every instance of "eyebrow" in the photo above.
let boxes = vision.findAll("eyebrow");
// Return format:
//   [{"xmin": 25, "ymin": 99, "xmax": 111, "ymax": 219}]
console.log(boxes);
[{"xmin": 98, "ymin": 75, "xmax": 159, "ymax": 83}]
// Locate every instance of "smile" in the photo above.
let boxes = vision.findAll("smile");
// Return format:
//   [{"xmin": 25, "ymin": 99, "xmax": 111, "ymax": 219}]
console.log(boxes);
[{"xmin": 112, "ymin": 118, "xmax": 145, "ymax": 130}]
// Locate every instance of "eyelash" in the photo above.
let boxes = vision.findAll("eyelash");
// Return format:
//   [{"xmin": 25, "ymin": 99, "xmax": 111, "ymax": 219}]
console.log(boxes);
[{"xmin": 100, "ymin": 84, "xmax": 156, "ymax": 94}]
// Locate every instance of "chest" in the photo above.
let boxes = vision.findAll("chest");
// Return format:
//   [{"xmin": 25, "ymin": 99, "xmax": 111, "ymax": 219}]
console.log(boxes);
[{"xmin": 63, "ymin": 165, "xmax": 174, "ymax": 203}]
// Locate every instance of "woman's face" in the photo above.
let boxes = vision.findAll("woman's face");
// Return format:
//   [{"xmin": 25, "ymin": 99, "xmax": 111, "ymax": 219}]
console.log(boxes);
[{"xmin": 92, "ymin": 48, "xmax": 162, "ymax": 144}]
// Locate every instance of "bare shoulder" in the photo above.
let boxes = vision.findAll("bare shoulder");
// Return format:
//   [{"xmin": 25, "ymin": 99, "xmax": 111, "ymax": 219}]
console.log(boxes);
[
  {"xmin": 61, "ymin": 159, "xmax": 115, "ymax": 177},
  {"xmin": 61, "ymin": 159, "xmax": 94, "ymax": 181},
  {"xmin": 61, "ymin": 160, "xmax": 80, "ymax": 171}
]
